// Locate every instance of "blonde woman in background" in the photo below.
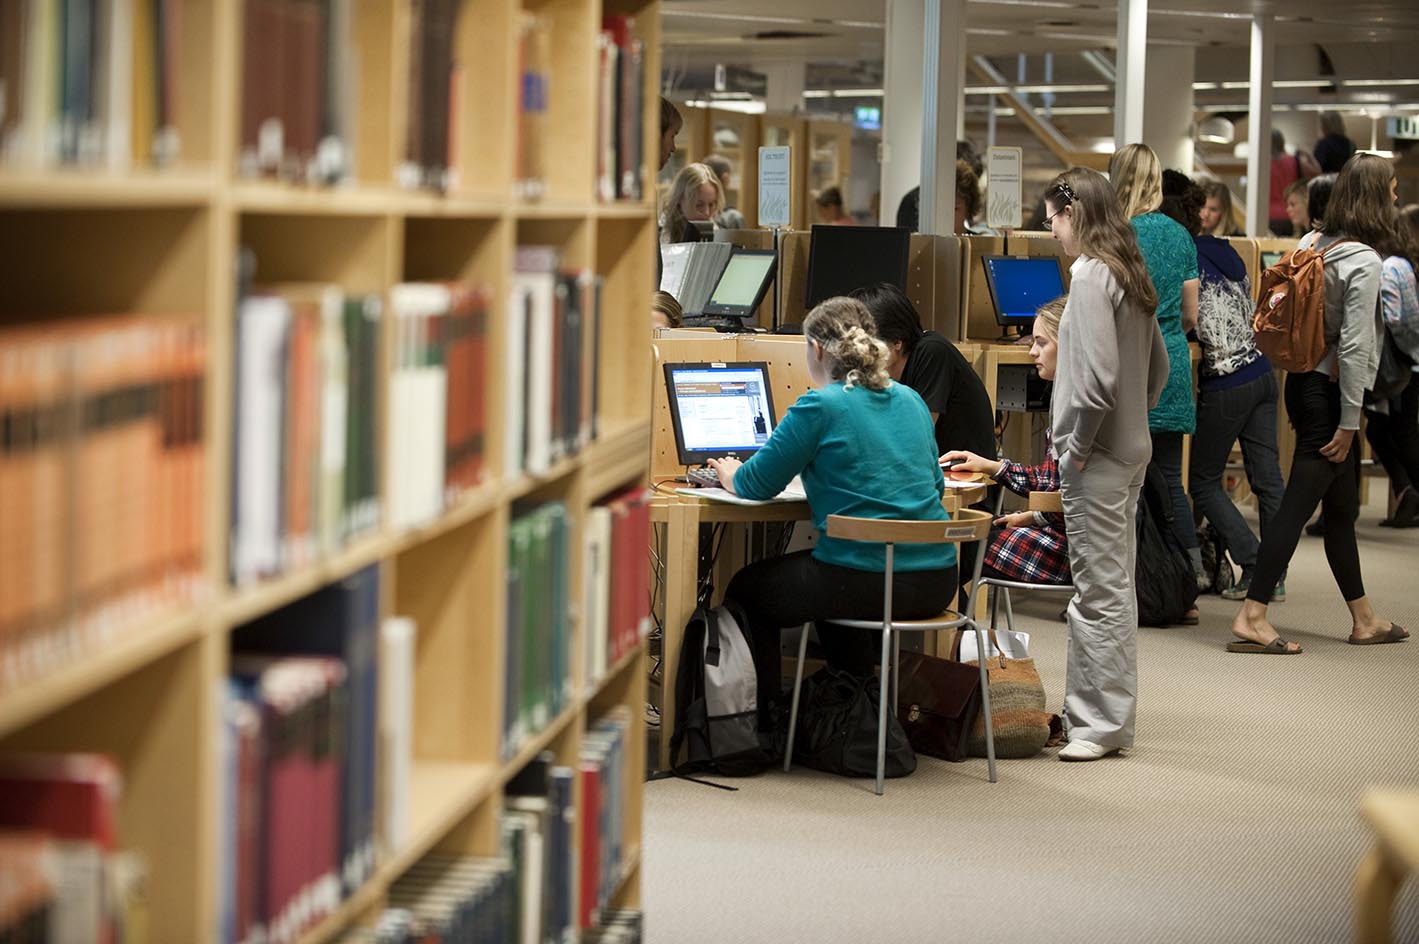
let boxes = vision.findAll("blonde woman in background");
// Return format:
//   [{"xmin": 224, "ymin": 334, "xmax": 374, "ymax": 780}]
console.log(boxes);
[
  {"xmin": 1111, "ymin": 143, "xmax": 1205, "ymax": 596},
  {"xmin": 661, "ymin": 163, "xmax": 723, "ymax": 245},
  {"xmin": 1198, "ymin": 180, "xmax": 1239, "ymax": 237},
  {"xmin": 1041, "ymin": 168, "xmax": 1169, "ymax": 761},
  {"xmin": 709, "ymin": 297, "xmax": 956, "ymax": 723}
]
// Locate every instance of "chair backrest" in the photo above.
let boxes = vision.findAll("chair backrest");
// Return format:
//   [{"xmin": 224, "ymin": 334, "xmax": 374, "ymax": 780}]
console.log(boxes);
[
  {"xmin": 1028, "ymin": 490, "xmax": 1062, "ymax": 513},
  {"xmin": 825, "ymin": 508, "xmax": 993, "ymax": 546}
]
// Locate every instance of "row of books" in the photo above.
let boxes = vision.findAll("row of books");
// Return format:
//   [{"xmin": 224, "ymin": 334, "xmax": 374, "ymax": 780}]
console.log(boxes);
[
  {"xmin": 504, "ymin": 502, "xmax": 572, "ymax": 759},
  {"xmin": 503, "ymin": 753, "xmax": 577, "ymax": 944},
  {"xmin": 596, "ymin": 16, "xmax": 645, "ymax": 203},
  {"xmin": 0, "ymin": 317, "xmax": 205, "ymax": 691},
  {"xmin": 0, "ymin": 0, "xmax": 181, "ymax": 169},
  {"xmin": 387, "ymin": 282, "xmax": 490, "ymax": 531},
  {"xmin": 0, "ymin": 754, "xmax": 148, "ymax": 942},
  {"xmin": 222, "ymin": 567, "xmax": 416, "ymax": 944},
  {"xmin": 578, "ymin": 710, "xmax": 633, "ymax": 931},
  {"xmin": 508, "ymin": 247, "xmax": 602, "ymax": 479},
  {"xmin": 231, "ymin": 277, "xmax": 382, "ymax": 586},
  {"xmin": 583, "ymin": 488, "xmax": 653, "ymax": 688},
  {"xmin": 240, "ymin": 0, "xmax": 361, "ymax": 184}
]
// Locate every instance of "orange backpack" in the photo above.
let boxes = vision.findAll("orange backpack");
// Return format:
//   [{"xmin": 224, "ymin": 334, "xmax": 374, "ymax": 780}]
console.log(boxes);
[{"xmin": 1252, "ymin": 239, "xmax": 1351, "ymax": 374}]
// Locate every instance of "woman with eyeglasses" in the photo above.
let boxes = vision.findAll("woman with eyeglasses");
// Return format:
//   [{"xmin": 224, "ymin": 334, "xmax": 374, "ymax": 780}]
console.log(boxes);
[{"xmin": 1041, "ymin": 169, "xmax": 1169, "ymax": 761}]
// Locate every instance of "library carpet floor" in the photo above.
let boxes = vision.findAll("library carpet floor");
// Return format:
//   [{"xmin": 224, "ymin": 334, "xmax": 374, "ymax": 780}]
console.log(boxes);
[{"xmin": 643, "ymin": 492, "xmax": 1419, "ymax": 944}]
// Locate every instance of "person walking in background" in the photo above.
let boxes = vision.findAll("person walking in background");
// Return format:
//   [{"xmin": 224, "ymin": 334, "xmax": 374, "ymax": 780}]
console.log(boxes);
[
  {"xmin": 1040, "ymin": 168, "xmax": 1169, "ymax": 761},
  {"xmin": 1229, "ymin": 154, "xmax": 1406, "ymax": 654},
  {"xmin": 1283, "ymin": 179, "xmax": 1311, "ymax": 237},
  {"xmin": 815, "ymin": 186, "xmax": 853, "ymax": 226},
  {"xmin": 1110, "ymin": 144, "xmax": 1205, "ymax": 598},
  {"xmin": 1314, "ymin": 111, "xmax": 1358, "ymax": 175},
  {"xmin": 709, "ymin": 298, "xmax": 957, "ymax": 721},
  {"xmin": 1303, "ymin": 172, "xmax": 1348, "ymax": 538},
  {"xmin": 1365, "ymin": 204, "xmax": 1419, "ymax": 527},
  {"xmin": 701, "ymin": 154, "xmax": 746, "ymax": 230},
  {"xmin": 1160, "ymin": 170, "xmax": 1287, "ymax": 602},
  {"xmin": 940, "ymin": 297, "xmax": 1071, "ymax": 586},
  {"xmin": 1269, "ymin": 129, "xmax": 1321, "ymax": 236}
]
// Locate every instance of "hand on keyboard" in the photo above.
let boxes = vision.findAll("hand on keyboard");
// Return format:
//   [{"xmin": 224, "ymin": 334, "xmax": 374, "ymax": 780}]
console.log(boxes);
[{"xmin": 686, "ymin": 467, "xmax": 721, "ymax": 488}]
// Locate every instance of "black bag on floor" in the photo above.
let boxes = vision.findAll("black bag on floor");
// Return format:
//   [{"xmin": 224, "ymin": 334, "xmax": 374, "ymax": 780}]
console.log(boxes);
[
  {"xmin": 667, "ymin": 600, "xmax": 779, "ymax": 777},
  {"xmin": 1136, "ymin": 464, "xmax": 1199, "ymax": 626},
  {"xmin": 793, "ymin": 666, "xmax": 916, "ymax": 778}
]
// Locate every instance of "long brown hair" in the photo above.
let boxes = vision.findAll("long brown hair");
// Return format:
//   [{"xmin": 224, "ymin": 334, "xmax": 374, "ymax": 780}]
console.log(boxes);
[
  {"xmin": 1393, "ymin": 204, "xmax": 1419, "ymax": 274},
  {"xmin": 1045, "ymin": 167, "xmax": 1159, "ymax": 314},
  {"xmin": 1322, "ymin": 153, "xmax": 1395, "ymax": 250},
  {"xmin": 1109, "ymin": 143, "xmax": 1163, "ymax": 219}
]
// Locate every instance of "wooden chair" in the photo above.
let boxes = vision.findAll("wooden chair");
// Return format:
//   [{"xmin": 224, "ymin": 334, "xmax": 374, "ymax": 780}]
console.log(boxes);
[
  {"xmin": 781, "ymin": 508, "xmax": 998, "ymax": 794},
  {"xmin": 976, "ymin": 490, "xmax": 1075, "ymax": 638}
]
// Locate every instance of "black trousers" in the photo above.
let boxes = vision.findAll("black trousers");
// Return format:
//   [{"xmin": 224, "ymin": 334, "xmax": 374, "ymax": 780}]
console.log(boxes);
[
  {"xmin": 1249, "ymin": 372, "xmax": 1365, "ymax": 604},
  {"xmin": 1364, "ymin": 382, "xmax": 1419, "ymax": 498},
  {"xmin": 725, "ymin": 550, "xmax": 956, "ymax": 718}
]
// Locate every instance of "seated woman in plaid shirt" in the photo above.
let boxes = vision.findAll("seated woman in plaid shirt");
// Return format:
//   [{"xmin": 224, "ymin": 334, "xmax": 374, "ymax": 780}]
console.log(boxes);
[{"xmin": 940, "ymin": 297, "xmax": 1070, "ymax": 585}]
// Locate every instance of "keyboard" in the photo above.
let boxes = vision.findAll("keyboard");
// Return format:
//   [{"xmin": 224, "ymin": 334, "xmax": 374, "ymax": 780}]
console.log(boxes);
[{"xmin": 686, "ymin": 467, "xmax": 721, "ymax": 488}]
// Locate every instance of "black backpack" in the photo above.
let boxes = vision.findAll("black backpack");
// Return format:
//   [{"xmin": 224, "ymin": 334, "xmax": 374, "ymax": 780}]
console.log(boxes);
[
  {"xmin": 666, "ymin": 599, "xmax": 778, "ymax": 778},
  {"xmin": 1136, "ymin": 464, "xmax": 1199, "ymax": 626}
]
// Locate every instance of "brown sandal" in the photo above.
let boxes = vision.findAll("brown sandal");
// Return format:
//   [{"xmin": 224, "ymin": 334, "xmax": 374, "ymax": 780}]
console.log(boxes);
[
  {"xmin": 1226, "ymin": 636, "xmax": 1302, "ymax": 655},
  {"xmin": 1347, "ymin": 623, "xmax": 1409, "ymax": 646}
]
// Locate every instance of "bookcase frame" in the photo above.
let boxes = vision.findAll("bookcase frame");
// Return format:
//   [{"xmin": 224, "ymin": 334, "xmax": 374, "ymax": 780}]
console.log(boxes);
[{"xmin": 0, "ymin": 0, "xmax": 659, "ymax": 939}]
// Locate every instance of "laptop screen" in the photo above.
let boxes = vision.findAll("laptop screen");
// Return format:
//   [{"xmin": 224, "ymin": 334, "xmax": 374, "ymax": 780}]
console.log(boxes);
[
  {"xmin": 981, "ymin": 255, "xmax": 1067, "ymax": 327},
  {"xmin": 663, "ymin": 361, "xmax": 777, "ymax": 465}
]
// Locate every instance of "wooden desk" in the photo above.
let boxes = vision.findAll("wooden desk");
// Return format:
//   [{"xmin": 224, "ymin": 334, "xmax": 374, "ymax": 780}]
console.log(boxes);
[
  {"xmin": 651, "ymin": 485, "xmax": 984, "ymax": 772},
  {"xmin": 1355, "ymin": 788, "xmax": 1419, "ymax": 944}
]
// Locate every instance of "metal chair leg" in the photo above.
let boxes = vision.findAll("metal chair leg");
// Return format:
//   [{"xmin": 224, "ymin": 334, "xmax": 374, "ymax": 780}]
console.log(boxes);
[
  {"xmin": 972, "ymin": 619, "xmax": 998, "ymax": 783},
  {"xmin": 875, "ymin": 623, "xmax": 893, "ymax": 796},
  {"xmin": 1002, "ymin": 588, "xmax": 1016, "ymax": 635},
  {"xmin": 783, "ymin": 622, "xmax": 812, "ymax": 772}
]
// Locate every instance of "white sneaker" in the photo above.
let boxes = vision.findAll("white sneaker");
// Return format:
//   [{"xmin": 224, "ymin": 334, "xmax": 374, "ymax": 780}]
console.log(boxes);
[{"xmin": 1058, "ymin": 739, "xmax": 1121, "ymax": 762}]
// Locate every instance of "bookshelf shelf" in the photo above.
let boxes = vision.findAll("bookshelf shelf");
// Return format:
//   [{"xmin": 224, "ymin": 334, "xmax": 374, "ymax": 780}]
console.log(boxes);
[
  {"xmin": 0, "ymin": 0, "xmax": 655, "ymax": 937},
  {"xmin": 0, "ymin": 608, "xmax": 206, "ymax": 741}
]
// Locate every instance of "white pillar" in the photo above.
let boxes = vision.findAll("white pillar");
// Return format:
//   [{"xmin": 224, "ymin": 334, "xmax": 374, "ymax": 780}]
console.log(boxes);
[
  {"xmin": 1114, "ymin": 0, "xmax": 1147, "ymax": 148},
  {"xmin": 1142, "ymin": 44, "xmax": 1194, "ymax": 172},
  {"xmin": 1245, "ymin": 15, "xmax": 1274, "ymax": 236},
  {"xmin": 880, "ymin": 0, "xmax": 925, "ymax": 225},
  {"xmin": 762, "ymin": 63, "xmax": 805, "ymax": 114},
  {"xmin": 920, "ymin": 0, "xmax": 965, "ymax": 235}
]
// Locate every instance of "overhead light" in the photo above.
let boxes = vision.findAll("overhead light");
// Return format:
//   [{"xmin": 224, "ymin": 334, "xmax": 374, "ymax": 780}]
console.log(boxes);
[
  {"xmin": 1090, "ymin": 141, "xmax": 1117, "ymax": 154},
  {"xmin": 966, "ymin": 86, "xmax": 1009, "ymax": 95},
  {"xmin": 663, "ymin": 11, "xmax": 808, "ymax": 25},
  {"xmin": 830, "ymin": 88, "xmax": 884, "ymax": 98},
  {"xmin": 1152, "ymin": 8, "xmax": 1252, "ymax": 19},
  {"xmin": 967, "ymin": 0, "xmax": 1075, "ymax": 7},
  {"xmin": 683, "ymin": 99, "xmax": 766, "ymax": 115},
  {"xmin": 1042, "ymin": 106, "xmax": 1112, "ymax": 115},
  {"xmin": 1196, "ymin": 116, "xmax": 1235, "ymax": 145},
  {"xmin": 802, "ymin": 90, "xmax": 832, "ymax": 99},
  {"xmin": 1015, "ymin": 83, "xmax": 1110, "ymax": 93},
  {"xmin": 1192, "ymin": 82, "xmax": 1219, "ymax": 91},
  {"xmin": 1346, "ymin": 79, "xmax": 1419, "ymax": 87}
]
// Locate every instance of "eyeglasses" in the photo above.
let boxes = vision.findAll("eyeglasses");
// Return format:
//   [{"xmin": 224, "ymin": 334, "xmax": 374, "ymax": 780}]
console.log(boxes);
[
  {"xmin": 1043, "ymin": 181, "xmax": 1077, "ymax": 229},
  {"xmin": 1043, "ymin": 207, "xmax": 1068, "ymax": 229}
]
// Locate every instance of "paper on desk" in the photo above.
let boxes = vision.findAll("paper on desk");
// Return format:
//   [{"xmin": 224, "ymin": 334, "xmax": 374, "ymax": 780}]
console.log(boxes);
[
  {"xmin": 675, "ymin": 476, "xmax": 806, "ymax": 505},
  {"xmin": 941, "ymin": 477, "xmax": 987, "ymax": 489}
]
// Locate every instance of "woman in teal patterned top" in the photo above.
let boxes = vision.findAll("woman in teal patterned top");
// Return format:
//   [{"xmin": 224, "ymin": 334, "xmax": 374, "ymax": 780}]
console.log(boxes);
[{"xmin": 1110, "ymin": 144, "xmax": 1204, "ymax": 586}]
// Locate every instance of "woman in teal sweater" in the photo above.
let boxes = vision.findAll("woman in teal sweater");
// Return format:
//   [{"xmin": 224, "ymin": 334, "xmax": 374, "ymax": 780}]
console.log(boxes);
[
  {"xmin": 1111, "ymin": 143, "xmax": 1204, "ymax": 585},
  {"xmin": 708, "ymin": 297, "xmax": 955, "ymax": 720}
]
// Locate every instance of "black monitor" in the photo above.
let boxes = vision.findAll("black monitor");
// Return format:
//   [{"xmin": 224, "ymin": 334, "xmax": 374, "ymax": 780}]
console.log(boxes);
[
  {"xmin": 804, "ymin": 225, "xmax": 911, "ymax": 308},
  {"xmin": 676, "ymin": 218, "xmax": 715, "ymax": 243},
  {"xmin": 663, "ymin": 361, "xmax": 776, "ymax": 466},
  {"xmin": 700, "ymin": 249, "xmax": 777, "ymax": 325},
  {"xmin": 980, "ymin": 255, "xmax": 1066, "ymax": 330}
]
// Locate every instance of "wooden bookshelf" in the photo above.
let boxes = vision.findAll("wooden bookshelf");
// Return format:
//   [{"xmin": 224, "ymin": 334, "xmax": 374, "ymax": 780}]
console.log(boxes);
[{"xmin": 0, "ymin": 0, "xmax": 658, "ymax": 940}]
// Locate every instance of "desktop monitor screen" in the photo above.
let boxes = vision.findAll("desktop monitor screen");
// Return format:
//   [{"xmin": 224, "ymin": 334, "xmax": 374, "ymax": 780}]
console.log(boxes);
[
  {"xmin": 702, "ymin": 249, "xmax": 777, "ymax": 323},
  {"xmin": 1261, "ymin": 250, "xmax": 1285, "ymax": 268},
  {"xmin": 981, "ymin": 255, "xmax": 1067, "ymax": 328},
  {"xmin": 804, "ymin": 225, "xmax": 911, "ymax": 308},
  {"xmin": 663, "ymin": 361, "xmax": 777, "ymax": 466}
]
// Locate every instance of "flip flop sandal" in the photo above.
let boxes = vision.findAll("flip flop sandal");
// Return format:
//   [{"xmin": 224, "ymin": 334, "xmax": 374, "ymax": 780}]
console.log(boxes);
[
  {"xmin": 1226, "ymin": 637, "xmax": 1302, "ymax": 654},
  {"xmin": 1347, "ymin": 623, "xmax": 1410, "ymax": 645}
]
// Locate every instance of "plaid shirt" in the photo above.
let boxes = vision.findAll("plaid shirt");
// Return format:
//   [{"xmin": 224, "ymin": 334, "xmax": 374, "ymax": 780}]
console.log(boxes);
[{"xmin": 987, "ymin": 451, "xmax": 1070, "ymax": 585}]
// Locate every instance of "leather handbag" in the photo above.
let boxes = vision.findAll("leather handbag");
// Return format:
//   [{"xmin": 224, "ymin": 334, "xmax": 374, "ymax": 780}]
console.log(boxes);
[{"xmin": 894, "ymin": 650, "xmax": 982, "ymax": 763}]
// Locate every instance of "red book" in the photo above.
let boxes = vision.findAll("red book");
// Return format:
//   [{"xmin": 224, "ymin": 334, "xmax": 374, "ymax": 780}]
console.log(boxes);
[
  {"xmin": 578, "ymin": 761, "xmax": 602, "ymax": 929},
  {"xmin": 0, "ymin": 753, "xmax": 122, "ymax": 848}
]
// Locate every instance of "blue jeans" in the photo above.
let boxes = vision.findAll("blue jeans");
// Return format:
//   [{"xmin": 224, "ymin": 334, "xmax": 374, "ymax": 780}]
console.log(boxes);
[
  {"xmin": 1149, "ymin": 431, "xmax": 1199, "ymax": 553},
  {"xmin": 1189, "ymin": 371, "xmax": 1286, "ymax": 570}
]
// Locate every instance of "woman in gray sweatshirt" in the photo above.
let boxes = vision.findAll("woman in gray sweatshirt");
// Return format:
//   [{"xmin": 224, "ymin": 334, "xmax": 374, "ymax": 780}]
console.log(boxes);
[
  {"xmin": 1042, "ymin": 168, "xmax": 1169, "ymax": 761},
  {"xmin": 1230, "ymin": 154, "xmax": 1407, "ymax": 652}
]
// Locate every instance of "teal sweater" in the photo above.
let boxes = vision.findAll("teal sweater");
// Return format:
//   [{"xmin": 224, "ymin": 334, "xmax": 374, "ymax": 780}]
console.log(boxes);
[
  {"xmin": 732, "ymin": 381, "xmax": 954, "ymax": 572},
  {"xmin": 1132, "ymin": 212, "xmax": 1199, "ymax": 433}
]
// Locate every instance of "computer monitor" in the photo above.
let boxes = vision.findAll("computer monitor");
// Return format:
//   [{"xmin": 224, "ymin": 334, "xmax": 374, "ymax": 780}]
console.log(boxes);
[
  {"xmin": 1261, "ymin": 250, "xmax": 1285, "ymax": 268},
  {"xmin": 675, "ymin": 218, "xmax": 715, "ymax": 243},
  {"xmin": 663, "ymin": 361, "xmax": 777, "ymax": 466},
  {"xmin": 980, "ymin": 255, "xmax": 1067, "ymax": 330},
  {"xmin": 701, "ymin": 249, "xmax": 777, "ymax": 324},
  {"xmin": 804, "ymin": 225, "xmax": 911, "ymax": 308}
]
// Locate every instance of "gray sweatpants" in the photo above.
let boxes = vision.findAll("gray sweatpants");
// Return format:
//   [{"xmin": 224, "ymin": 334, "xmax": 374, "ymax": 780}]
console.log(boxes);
[{"xmin": 1059, "ymin": 450, "xmax": 1145, "ymax": 749}]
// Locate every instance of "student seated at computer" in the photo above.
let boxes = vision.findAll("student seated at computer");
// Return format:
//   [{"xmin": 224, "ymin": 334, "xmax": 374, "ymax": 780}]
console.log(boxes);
[
  {"xmin": 849, "ymin": 282, "xmax": 996, "ymax": 462},
  {"xmin": 706, "ymin": 297, "xmax": 956, "ymax": 723},
  {"xmin": 940, "ymin": 297, "xmax": 1069, "ymax": 585},
  {"xmin": 661, "ymin": 163, "xmax": 723, "ymax": 245}
]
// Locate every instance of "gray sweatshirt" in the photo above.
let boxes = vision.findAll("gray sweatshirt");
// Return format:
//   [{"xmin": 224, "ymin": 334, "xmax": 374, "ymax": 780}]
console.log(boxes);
[
  {"xmin": 1297, "ymin": 231, "xmax": 1383, "ymax": 430},
  {"xmin": 1051, "ymin": 256, "xmax": 1170, "ymax": 468}
]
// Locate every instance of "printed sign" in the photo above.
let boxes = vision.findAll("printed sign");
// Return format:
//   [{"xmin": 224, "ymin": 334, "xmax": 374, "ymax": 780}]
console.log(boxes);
[
  {"xmin": 758, "ymin": 146, "xmax": 791, "ymax": 228},
  {"xmin": 985, "ymin": 146, "xmax": 1023, "ymax": 230},
  {"xmin": 1387, "ymin": 116, "xmax": 1419, "ymax": 141}
]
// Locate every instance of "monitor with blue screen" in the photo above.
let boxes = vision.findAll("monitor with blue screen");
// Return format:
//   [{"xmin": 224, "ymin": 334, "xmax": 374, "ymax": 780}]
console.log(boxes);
[
  {"xmin": 663, "ymin": 362, "xmax": 776, "ymax": 466},
  {"xmin": 981, "ymin": 255, "xmax": 1067, "ymax": 329}
]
